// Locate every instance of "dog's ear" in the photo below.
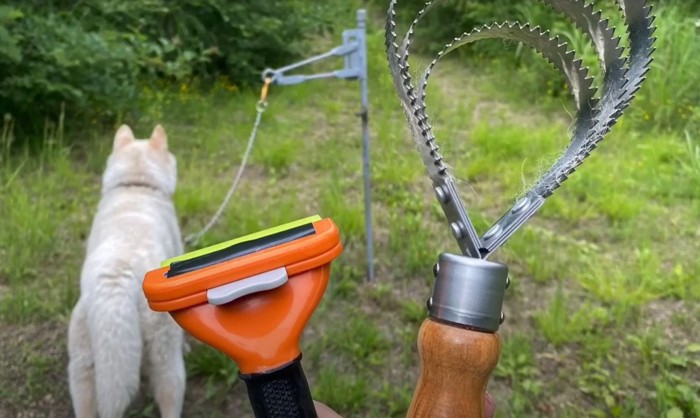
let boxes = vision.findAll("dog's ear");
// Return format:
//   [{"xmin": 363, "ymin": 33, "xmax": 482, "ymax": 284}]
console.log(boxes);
[
  {"xmin": 149, "ymin": 124, "xmax": 168, "ymax": 151},
  {"xmin": 114, "ymin": 125, "xmax": 135, "ymax": 150}
]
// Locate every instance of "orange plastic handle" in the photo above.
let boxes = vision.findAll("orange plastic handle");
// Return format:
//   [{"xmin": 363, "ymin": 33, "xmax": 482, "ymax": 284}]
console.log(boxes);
[
  {"xmin": 142, "ymin": 218, "xmax": 343, "ymax": 374},
  {"xmin": 171, "ymin": 264, "xmax": 332, "ymax": 374}
]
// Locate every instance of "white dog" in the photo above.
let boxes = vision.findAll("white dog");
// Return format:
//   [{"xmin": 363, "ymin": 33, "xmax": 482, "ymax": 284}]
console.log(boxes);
[{"xmin": 67, "ymin": 125, "xmax": 186, "ymax": 418}]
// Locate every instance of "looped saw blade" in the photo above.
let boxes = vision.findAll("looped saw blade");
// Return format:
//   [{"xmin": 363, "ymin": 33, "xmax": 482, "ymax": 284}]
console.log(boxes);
[{"xmin": 385, "ymin": 0, "xmax": 656, "ymax": 258}]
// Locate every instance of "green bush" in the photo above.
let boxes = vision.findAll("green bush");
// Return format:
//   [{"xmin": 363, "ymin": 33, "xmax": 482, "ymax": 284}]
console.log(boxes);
[
  {"xmin": 0, "ymin": 6, "xmax": 143, "ymax": 136},
  {"xmin": 66, "ymin": 1, "xmax": 341, "ymax": 82},
  {"xmin": 0, "ymin": 0, "xmax": 349, "ymax": 139},
  {"xmin": 374, "ymin": 0, "xmax": 520, "ymax": 54}
]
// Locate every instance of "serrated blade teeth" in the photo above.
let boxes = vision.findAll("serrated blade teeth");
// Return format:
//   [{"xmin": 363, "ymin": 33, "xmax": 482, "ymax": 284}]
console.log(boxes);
[{"xmin": 386, "ymin": 0, "xmax": 655, "ymax": 255}]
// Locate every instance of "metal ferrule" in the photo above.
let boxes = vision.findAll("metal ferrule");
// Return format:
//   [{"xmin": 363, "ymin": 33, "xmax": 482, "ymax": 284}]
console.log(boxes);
[{"xmin": 429, "ymin": 253, "xmax": 508, "ymax": 332}]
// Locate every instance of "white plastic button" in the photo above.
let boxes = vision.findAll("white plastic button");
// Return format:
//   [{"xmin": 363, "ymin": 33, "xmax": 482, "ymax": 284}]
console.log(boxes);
[{"xmin": 206, "ymin": 267, "xmax": 288, "ymax": 306}]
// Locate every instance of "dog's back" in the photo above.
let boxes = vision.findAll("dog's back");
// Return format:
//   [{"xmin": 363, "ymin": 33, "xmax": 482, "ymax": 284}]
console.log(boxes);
[{"xmin": 68, "ymin": 125, "xmax": 186, "ymax": 418}]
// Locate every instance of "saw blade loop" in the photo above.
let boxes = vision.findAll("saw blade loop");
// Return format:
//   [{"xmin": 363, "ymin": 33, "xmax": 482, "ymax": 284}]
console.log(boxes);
[{"xmin": 385, "ymin": 0, "xmax": 655, "ymax": 256}]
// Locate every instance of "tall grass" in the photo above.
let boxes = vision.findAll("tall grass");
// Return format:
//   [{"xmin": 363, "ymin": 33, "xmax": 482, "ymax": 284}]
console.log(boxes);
[
  {"xmin": 681, "ymin": 131, "xmax": 700, "ymax": 177},
  {"xmin": 556, "ymin": 1, "xmax": 700, "ymax": 131},
  {"xmin": 452, "ymin": 0, "xmax": 700, "ymax": 134},
  {"xmin": 1, "ymin": 1, "xmax": 698, "ymax": 417},
  {"xmin": 635, "ymin": 3, "xmax": 700, "ymax": 131}
]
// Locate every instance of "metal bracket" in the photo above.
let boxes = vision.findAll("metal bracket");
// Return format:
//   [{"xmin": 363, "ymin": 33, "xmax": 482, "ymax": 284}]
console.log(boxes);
[
  {"xmin": 262, "ymin": 14, "xmax": 366, "ymax": 85},
  {"xmin": 261, "ymin": 10, "xmax": 375, "ymax": 282}
]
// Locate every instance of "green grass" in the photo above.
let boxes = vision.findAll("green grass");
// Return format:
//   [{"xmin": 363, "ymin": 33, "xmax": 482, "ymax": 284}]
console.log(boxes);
[
  {"xmin": 1, "ymin": 2, "xmax": 699, "ymax": 417},
  {"xmin": 493, "ymin": 334, "xmax": 542, "ymax": 416},
  {"xmin": 535, "ymin": 281, "xmax": 611, "ymax": 347},
  {"xmin": 185, "ymin": 344, "xmax": 241, "ymax": 400}
]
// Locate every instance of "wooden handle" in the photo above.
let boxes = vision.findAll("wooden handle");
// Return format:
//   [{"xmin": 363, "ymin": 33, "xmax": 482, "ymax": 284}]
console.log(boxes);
[{"xmin": 407, "ymin": 318, "xmax": 500, "ymax": 418}]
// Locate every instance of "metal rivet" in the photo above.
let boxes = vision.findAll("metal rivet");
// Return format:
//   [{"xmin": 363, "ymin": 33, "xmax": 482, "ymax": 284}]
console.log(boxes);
[
  {"xmin": 435, "ymin": 186, "xmax": 449, "ymax": 203},
  {"xmin": 511, "ymin": 198, "xmax": 529, "ymax": 214},
  {"xmin": 483, "ymin": 224, "xmax": 502, "ymax": 240},
  {"xmin": 505, "ymin": 276, "xmax": 511, "ymax": 289},
  {"xmin": 433, "ymin": 263, "xmax": 440, "ymax": 278},
  {"xmin": 500, "ymin": 312, "xmax": 506, "ymax": 324},
  {"xmin": 451, "ymin": 222, "xmax": 464, "ymax": 239}
]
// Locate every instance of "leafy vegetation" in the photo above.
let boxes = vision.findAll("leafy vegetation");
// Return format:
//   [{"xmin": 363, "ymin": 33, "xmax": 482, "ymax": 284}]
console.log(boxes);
[
  {"xmin": 1, "ymin": 1, "xmax": 698, "ymax": 417},
  {"xmin": 0, "ymin": 0, "xmax": 354, "ymax": 138}
]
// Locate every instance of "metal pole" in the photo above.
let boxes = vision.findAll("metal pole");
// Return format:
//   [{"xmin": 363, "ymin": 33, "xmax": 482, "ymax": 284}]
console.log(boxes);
[
  {"xmin": 357, "ymin": 9, "xmax": 374, "ymax": 282},
  {"xmin": 263, "ymin": 9, "xmax": 374, "ymax": 281}
]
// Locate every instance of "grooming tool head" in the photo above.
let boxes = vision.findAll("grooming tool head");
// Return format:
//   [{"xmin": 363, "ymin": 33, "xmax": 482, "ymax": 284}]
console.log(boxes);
[
  {"xmin": 144, "ymin": 216, "xmax": 340, "ymax": 312},
  {"xmin": 143, "ymin": 216, "xmax": 343, "ymax": 374}
]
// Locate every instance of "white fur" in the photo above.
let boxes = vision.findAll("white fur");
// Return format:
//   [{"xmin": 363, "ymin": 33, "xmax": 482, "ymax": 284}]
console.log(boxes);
[{"xmin": 68, "ymin": 124, "xmax": 186, "ymax": 418}]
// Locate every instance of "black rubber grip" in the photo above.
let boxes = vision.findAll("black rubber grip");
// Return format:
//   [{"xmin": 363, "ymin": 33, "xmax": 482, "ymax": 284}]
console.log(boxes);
[{"xmin": 240, "ymin": 356, "xmax": 318, "ymax": 418}]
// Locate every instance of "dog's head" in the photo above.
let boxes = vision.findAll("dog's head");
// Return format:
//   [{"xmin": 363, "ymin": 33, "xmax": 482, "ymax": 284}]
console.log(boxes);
[{"xmin": 102, "ymin": 124, "xmax": 177, "ymax": 196}]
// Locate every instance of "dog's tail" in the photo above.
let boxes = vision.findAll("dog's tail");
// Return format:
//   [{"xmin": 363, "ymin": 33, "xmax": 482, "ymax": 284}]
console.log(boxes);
[{"xmin": 88, "ymin": 275, "xmax": 143, "ymax": 417}]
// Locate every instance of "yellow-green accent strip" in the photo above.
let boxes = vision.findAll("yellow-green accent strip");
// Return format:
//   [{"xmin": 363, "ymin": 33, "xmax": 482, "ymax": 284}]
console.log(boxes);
[{"xmin": 161, "ymin": 215, "xmax": 321, "ymax": 267}]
